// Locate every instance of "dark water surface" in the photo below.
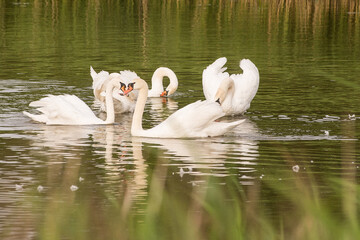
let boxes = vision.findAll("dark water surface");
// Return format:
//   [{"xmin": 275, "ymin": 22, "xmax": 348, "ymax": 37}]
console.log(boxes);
[{"xmin": 1, "ymin": 1, "xmax": 360, "ymax": 239}]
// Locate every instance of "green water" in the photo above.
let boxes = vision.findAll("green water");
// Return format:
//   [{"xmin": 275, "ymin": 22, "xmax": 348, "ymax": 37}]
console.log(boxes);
[{"xmin": 1, "ymin": 1, "xmax": 360, "ymax": 239}]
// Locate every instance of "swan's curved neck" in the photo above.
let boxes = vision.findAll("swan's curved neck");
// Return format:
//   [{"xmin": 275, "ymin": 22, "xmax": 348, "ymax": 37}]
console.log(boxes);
[
  {"xmin": 104, "ymin": 82, "xmax": 116, "ymax": 124},
  {"xmin": 150, "ymin": 67, "xmax": 178, "ymax": 92},
  {"xmin": 131, "ymin": 80, "xmax": 149, "ymax": 135},
  {"xmin": 223, "ymin": 77, "xmax": 235, "ymax": 94},
  {"xmin": 151, "ymin": 80, "xmax": 163, "ymax": 92},
  {"xmin": 215, "ymin": 77, "xmax": 235, "ymax": 102}
]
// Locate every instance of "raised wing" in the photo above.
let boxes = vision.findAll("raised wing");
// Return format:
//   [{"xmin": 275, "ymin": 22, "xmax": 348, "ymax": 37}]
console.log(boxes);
[
  {"xmin": 202, "ymin": 57, "xmax": 230, "ymax": 100},
  {"xmin": 230, "ymin": 59, "xmax": 260, "ymax": 113}
]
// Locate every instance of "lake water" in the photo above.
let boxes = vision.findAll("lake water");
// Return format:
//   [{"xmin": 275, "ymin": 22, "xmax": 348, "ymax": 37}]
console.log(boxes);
[{"xmin": 1, "ymin": 1, "xmax": 360, "ymax": 239}]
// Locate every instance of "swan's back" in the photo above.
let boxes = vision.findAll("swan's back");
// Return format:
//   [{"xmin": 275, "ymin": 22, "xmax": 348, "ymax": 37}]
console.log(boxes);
[
  {"xmin": 230, "ymin": 59, "xmax": 259, "ymax": 114},
  {"xmin": 24, "ymin": 95, "xmax": 104, "ymax": 125},
  {"xmin": 141, "ymin": 100, "xmax": 243, "ymax": 138}
]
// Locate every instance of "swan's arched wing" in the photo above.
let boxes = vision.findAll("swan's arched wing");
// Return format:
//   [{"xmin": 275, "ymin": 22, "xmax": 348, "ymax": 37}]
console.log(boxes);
[
  {"xmin": 28, "ymin": 95, "xmax": 101, "ymax": 125},
  {"xmin": 202, "ymin": 57, "xmax": 230, "ymax": 100},
  {"xmin": 90, "ymin": 67, "xmax": 110, "ymax": 91},
  {"xmin": 119, "ymin": 70, "xmax": 139, "ymax": 83},
  {"xmin": 230, "ymin": 59, "xmax": 260, "ymax": 113},
  {"xmin": 61, "ymin": 95, "xmax": 99, "ymax": 119},
  {"xmin": 90, "ymin": 66, "xmax": 97, "ymax": 80}
]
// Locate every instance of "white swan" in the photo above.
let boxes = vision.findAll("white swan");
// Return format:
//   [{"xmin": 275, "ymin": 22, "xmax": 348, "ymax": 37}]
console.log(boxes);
[
  {"xmin": 202, "ymin": 57, "xmax": 259, "ymax": 115},
  {"xmin": 23, "ymin": 78, "xmax": 121, "ymax": 125},
  {"xmin": 147, "ymin": 67, "xmax": 178, "ymax": 97},
  {"xmin": 90, "ymin": 66, "xmax": 178, "ymax": 113},
  {"xmin": 118, "ymin": 67, "xmax": 178, "ymax": 97},
  {"xmin": 120, "ymin": 77, "xmax": 244, "ymax": 138},
  {"xmin": 90, "ymin": 66, "xmax": 136, "ymax": 113}
]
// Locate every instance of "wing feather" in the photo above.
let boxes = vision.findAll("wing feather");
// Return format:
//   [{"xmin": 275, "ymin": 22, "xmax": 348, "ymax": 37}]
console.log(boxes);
[{"xmin": 202, "ymin": 57, "xmax": 230, "ymax": 100}]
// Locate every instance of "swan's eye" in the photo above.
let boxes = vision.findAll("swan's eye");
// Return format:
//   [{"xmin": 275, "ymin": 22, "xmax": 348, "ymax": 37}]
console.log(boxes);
[
  {"xmin": 120, "ymin": 82, "xmax": 126, "ymax": 93},
  {"xmin": 127, "ymin": 83, "xmax": 135, "ymax": 91}
]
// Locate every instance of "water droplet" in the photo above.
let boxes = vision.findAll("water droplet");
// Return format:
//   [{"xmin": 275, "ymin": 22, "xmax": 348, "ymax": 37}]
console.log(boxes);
[
  {"xmin": 179, "ymin": 168, "xmax": 185, "ymax": 177},
  {"xmin": 348, "ymin": 114, "xmax": 356, "ymax": 120},
  {"xmin": 37, "ymin": 185, "xmax": 44, "ymax": 192},
  {"xmin": 292, "ymin": 165, "xmax": 300, "ymax": 172}
]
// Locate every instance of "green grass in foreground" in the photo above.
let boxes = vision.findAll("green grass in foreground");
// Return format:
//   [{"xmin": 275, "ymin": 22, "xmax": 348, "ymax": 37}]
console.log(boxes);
[{"xmin": 2, "ymin": 162, "xmax": 359, "ymax": 240}]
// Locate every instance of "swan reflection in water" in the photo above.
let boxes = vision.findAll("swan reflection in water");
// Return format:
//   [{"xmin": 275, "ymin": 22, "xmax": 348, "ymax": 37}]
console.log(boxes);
[
  {"xmin": 146, "ymin": 97, "xmax": 179, "ymax": 122},
  {"xmin": 135, "ymin": 118, "xmax": 259, "ymax": 185}
]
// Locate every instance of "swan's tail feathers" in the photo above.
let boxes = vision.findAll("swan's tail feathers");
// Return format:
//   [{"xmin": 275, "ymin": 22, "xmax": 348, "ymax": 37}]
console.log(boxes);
[
  {"xmin": 90, "ymin": 66, "xmax": 97, "ymax": 80},
  {"xmin": 223, "ymin": 119, "xmax": 246, "ymax": 130},
  {"xmin": 28, "ymin": 97, "xmax": 53, "ymax": 108},
  {"xmin": 23, "ymin": 111, "xmax": 48, "ymax": 123},
  {"xmin": 207, "ymin": 119, "xmax": 245, "ymax": 137}
]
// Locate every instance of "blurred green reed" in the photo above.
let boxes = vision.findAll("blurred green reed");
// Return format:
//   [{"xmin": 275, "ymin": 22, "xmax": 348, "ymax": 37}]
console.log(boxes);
[{"xmin": 23, "ymin": 163, "xmax": 359, "ymax": 240}]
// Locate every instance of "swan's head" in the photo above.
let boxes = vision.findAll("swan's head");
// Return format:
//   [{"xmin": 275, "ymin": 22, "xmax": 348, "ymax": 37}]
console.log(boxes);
[
  {"xmin": 160, "ymin": 82, "xmax": 178, "ymax": 97},
  {"xmin": 120, "ymin": 78, "xmax": 147, "ymax": 96},
  {"xmin": 214, "ymin": 77, "xmax": 234, "ymax": 105},
  {"xmin": 214, "ymin": 88, "xmax": 226, "ymax": 105},
  {"xmin": 153, "ymin": 67, "xmax": 178, "ymax": 97},
  {"xmin": 106, "ymin": 76, "xmax": 126, "ymax": 98}
]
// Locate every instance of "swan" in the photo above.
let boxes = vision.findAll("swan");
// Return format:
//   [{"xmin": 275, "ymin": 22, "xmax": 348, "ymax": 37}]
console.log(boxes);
[
  {"xmin": 147, "ymin": 67, "xmax": 178, "ymax": 97},
  {"xmin": 90, "ymin": 66, "xmax": 136, "ymax": 113},
  {"xmin": 118, "ymin": 67, "xmax": 178, "ymax": 97},
  {"xmin": 202, "ymin": 57, "xmax": 259, "ymax": 115},
  {"xmin": 120, "ymin": 77, "xmax": 245, "ymax": 138},
  {"xmin": 23, "ymin": 78, "xmax": 121, "ymax": 125},
  {"xmin": 90, "ymin": 66, "xmax": 178, "ymax": 112}
]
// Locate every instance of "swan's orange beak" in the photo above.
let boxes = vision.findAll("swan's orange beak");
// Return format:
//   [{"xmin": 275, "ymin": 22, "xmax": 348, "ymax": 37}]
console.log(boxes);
[
  {"xmin": 122, "ymin": 85, "xmax": 134, "ymax": 96},
  {"xmin": 160, "ymin": 90, "xmax": 168, "ymax": 97},
  {"xmin": 120, "ymin": 85, "xmax": 127, "ymax": 96}
]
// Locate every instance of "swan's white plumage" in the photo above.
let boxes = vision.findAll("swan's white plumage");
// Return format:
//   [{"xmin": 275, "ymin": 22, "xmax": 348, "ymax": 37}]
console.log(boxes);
[
  {"xmin": 202, "ymin": 57, "xmax": 259, "ymax": 115},
  {"xmin": 90, "ymin": 67, "xmax": 110, "ymax": 94},
  {"xmin": 140, "ymin": 100, "xmax": 243, "ymax": 138},
  {"xmin": 202, "ymin": 57, "xmax": 230, "ymax": 100},
  {"xmin": 123, "ymin": 78, "xmax": 244, "ymax": 138},
  {"xmin": 24, "ymin": 95, "xmax": 105, "ymax": 125},
  {"xmin": 119, "ymin": 67, "xmax": 178, "ymax": 98},
  {"xmin": 147, "ymin": 67, "xmax": 178, "ymax": 97},
  {"xmin": 23, "ymin": 79, "xmax": 120, "ymax": 125},
  {"xmin": 119, "ymin": 70, "xmax": 140, "ymax": 82},
  {"xmin": 90, "ymin": 66, "xmax": 136, "ymax": 113},
  {"xmin": 90, "ymin": 67, "xmax": 178, "ymax": 113}
]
